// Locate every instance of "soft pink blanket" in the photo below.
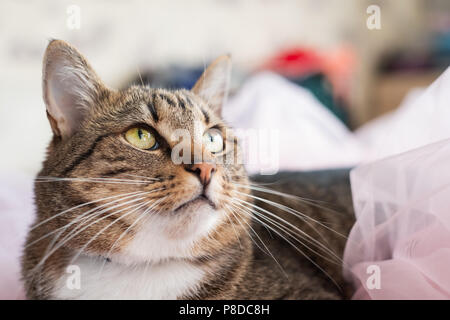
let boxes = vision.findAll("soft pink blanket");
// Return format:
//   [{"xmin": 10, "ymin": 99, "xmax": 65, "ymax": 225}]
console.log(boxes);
[{"xmin": 0, "ymin": 172, "xmax": 34, "ymax": 299}]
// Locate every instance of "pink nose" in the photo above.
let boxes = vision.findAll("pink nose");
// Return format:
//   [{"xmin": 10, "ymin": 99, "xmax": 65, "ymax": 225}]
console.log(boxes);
[{"xmin": 188, "ymin": 162, "xmax": 216, "ymax": 185}]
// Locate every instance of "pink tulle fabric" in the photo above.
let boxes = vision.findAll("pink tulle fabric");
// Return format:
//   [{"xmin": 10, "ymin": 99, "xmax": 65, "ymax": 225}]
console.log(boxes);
[{"xmin": 343, "ymin": 139, "xmax": 450, "ymax": 299}]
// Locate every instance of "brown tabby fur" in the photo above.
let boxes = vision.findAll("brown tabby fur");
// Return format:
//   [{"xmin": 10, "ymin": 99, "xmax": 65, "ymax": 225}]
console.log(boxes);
[{"xmin": 22, "ymin": 40, "xmax": 354, "ymax": 299}]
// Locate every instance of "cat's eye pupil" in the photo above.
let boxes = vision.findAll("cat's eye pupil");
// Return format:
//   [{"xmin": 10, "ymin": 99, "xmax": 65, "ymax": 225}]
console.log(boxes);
[
  {"xmin": 203, "ymin": 128, "xmax": 224, "ymax": 154},
  {"xmin": 125, "ymin": 127, "xmax": 157, "ymax": 150}
]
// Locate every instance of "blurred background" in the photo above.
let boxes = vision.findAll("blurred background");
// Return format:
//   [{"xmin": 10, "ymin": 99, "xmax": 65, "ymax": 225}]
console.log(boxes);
[
  {"xmin": 1, "ymin": 0, "xmax": 450, "ymax": 300},
  {"xmin": 1, "ymin": 0, "xmax": 450, "ymax": 174}
]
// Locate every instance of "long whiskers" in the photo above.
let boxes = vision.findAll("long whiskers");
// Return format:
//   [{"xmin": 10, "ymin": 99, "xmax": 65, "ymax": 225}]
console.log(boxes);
[
  {"xmin": 121, "ymin": 174, "xmax": 160, "ymax": 182},
  {"xmin": 31, "ymin": 197, "xmax": 148, "ymax": 274},
  {"xmin": 235, "ymin": 182, "xmax": 347, "ymax": 218},
  {"xmin": 70, "ymin": 196, "xmax": 167, "ymax": 265},
  {"xmin": 228, "ymin": 197, "xmax": 342, "ymax": 291},
  {"xmin": 36, "ymin": 176, "xmax": 159, "ymax": 185},
  {"xmin": 223, "ymin": 206, "xmax": 243, "ymax": 250},
  {"xmin": 223, "ymin": 203, "xmax": 288, "ymax": 277},
  {"xmin": 229, "ymin": 197, "xmax": 342, "ymax": 266},
  {"xmin": 45, "ymin": 189, "xmax": 163, "ymax": 256},
  {"xmin": 27, "ymin": 191, "xmax": 150, "ymax": 248},
  {"xmin": 234, "ymin": 191, "xmax": 342, "ymax": 255},
  {"xmin": 233, "ymin": 187, "xmax": 347, "ymax": 239},
  {"xmin": 224, "ymin": 180, "xmax": 351, "ymax": 290},
  {"xmin": 96, "ymin": 196, "xmax": 168, "ymax": 275},
  {"xmin": 30, "ymin": 190, "xmax": 145, "ymax": 232},
  {"xmin": 30, "ymin": 188, "xmax": 164, "ymax": 274}
]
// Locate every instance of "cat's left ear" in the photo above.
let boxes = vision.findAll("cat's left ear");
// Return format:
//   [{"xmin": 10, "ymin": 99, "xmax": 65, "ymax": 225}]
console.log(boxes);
[
  {"xmin": 42, "ymin": 40, "xmax": 108, "ymax": 139},
  {"xmin": 192, "ymin": 55, "xmax": 231, "ymax": 115}
]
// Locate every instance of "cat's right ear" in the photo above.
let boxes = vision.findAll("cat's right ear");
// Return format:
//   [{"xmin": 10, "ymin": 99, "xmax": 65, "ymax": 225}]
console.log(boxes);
[
  {"xmin": 192, "ymin": 55, "xmax": 232, "ymax": 116},
  {"xmin": 42, "ymin": 40, "xmax": 106, "ymax": 139}
]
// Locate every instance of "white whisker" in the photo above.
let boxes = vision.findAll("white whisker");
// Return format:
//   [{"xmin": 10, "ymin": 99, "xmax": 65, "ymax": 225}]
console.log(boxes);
[
  {"xmin": 236, "ymin": 182, "xmax": 347, "ymax": 217},
  {"xmin": 30, "ymin": 191, "xmax": 145, "ymax": 232},
  {"xmin": 121, "ymin": 174, "xmax": 159, "ymax": 181},
  {"xmin": 234, "ymin": 189, "xmax": 347, "ymax": 239},
  {"xmin": 33, "ymin": 198, "xmax": 148, "ymax": 273},
  {"xmin": 228, "ymin": 198, "xmax": 342, "ymax": 290},
  {"xmin": 36, "ymin": 176, "xmax": 156, "ymax": 185},
  {"xmin": 30, "ymin": 188, "xmax": 164, "ymax": 274},
  {"xmin": 70, "ymin": 197, "xmax": 164, "ymax": 264},
  {"xmin": 97, "ymin": 196, "xmax": 168, "ymax": 275},
  {"xmin": 224, "ymin": 203, "xmax": 288, "ymax": 277},
  {"xmin": 229, "ymin": 199, "xmax": 342, "ymax": 266},
  {"xmin": 27, "ymin": 192, "xmax": 150, "ymax": 248},
  {"xmin": 231, "ymin": 196, "xmax": 343, "ymax": 264}
]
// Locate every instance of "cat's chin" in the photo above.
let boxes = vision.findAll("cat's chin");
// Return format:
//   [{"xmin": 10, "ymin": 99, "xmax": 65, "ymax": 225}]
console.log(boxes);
[
  {"xmin": 174, "ymin": 195, "xmax": 216, "ymax": 212},
  {"xmin": 111, "ymin": 203, "xmax": 223, "ymax": 265}
]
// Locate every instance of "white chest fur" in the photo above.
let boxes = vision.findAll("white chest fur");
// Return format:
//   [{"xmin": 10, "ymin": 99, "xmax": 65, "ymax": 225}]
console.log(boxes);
[
  {"xmin": 53, "ymin": 197, "xmax": 222, "ymax": 299},
  {"xmin": 53, "ymin": 255, "xmax": 205, "ymax": 299}
]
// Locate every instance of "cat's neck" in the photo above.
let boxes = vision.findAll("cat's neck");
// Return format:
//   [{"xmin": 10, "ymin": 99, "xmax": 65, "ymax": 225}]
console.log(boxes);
[
  {"xmin": 53, "ymin": 254, "xmax": 205, "ymax": 299},
  {"xmin": 52, "ymin": 236, "xmax": 252, "ymax": 299}
]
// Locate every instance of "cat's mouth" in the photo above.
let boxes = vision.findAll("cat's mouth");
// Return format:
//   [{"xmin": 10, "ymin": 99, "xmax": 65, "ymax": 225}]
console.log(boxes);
[{"xmin": 174, "ymin": 195, "xmax": 216, "ymax": 212}]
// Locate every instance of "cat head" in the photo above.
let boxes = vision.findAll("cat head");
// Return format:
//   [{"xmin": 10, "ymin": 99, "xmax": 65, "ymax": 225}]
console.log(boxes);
[{"xmin": 34, "ymin": 40, "xmax": 251, "ymax": 265}]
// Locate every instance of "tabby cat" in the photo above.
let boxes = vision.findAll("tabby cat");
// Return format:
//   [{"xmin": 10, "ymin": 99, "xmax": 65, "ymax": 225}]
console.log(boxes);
[{"xmin": 21, "ymin": 40, "xmax": 355, "ymax": 299}]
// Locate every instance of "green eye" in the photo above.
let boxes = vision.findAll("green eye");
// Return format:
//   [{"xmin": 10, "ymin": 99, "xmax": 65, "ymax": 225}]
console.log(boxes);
[
  {"xmin": 125, "ymin": 127, "xmax": 158, "ymax": 150},
  {"xmin": 203, "ymin": 128, "xmax": 224, "ymax": 153}
]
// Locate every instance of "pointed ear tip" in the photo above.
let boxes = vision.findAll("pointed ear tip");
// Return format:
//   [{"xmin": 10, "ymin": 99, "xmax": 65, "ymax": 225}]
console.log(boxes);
[
  {"xmin": 46, "ymin": 39, "xmax": 70, "ymax": 51},
  {"xmin": 48, "ymin": 38, "xmax": 62, "ymax": 46},
  {"xmin": 209, "ymin": 55, "xmax": 231, "ymax": 73},
  {"xmin": 44, "ymin": 40, "xmax": 80, "ymax": 61},
  {"xmin": 210, "ymin": 55, "xmax": 231, "ymax": 66},
  {"xmin": 219, "ymin": 54, "xmax": 232, "ymax": 63},
  {"xmin": 44, "ymin": 40, "xmax": 69, "ymax": 61}
]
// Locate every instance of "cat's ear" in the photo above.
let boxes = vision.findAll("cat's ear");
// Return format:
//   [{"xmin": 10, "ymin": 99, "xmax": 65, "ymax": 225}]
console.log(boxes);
[
  {"xmin": 192, "ymin": 55, "xmax": 231, "ymax": 115},
  {"xmin": 42, "ymin": 40, "xmax": 106, "ymax": 139}
]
